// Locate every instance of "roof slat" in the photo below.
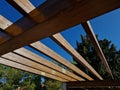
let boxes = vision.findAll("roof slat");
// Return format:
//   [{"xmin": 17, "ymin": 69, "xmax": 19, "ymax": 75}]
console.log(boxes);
[
  {"xmin": 2, "ymin": 52, "xmax": 76, "ymax": 81},
  {"xmin": 13, "ymin": 0, "xmax": 35, "ymax": 13},
  {"xmin": 30, "ymin": 41, "xmax": 93, "ymax": 80},
  {"xmin": 0, "ymin": 57, "xmax": 67, "ymax": 82},
  {"xmin": 81, "ymin": 21, "xmax": 113, "ymax": 79},
  {"xmin": 14, "ymin": 47, "xmax": 84, "ymax": 81},
  {"xmin": 51, "ymin": 33, "xmax": 103, "ymax": 80},
  {"xmin": 0, "ymin": 15, "xmax": 12, "ymax": 29}
]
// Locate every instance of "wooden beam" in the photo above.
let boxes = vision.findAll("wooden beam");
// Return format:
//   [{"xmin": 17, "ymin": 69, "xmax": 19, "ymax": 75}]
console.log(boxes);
[
  {"xmin": 0, "ymin": 0, "xmax": 120, "ymax": 55},
  {"xmin": 0, "ymin": 15, "xmax": 12, "ymax": 29},
  {"xmin": 81, "ymin": 21, "xmax": 113, "ymax": 79},
  {"xmin": 13, "ymin": 0, "xmax": 35, "ymax": 13},
  {"xmin": 0, "ymin": 31, "xmax": 11, "ymax": 44},
  {"xmin": 14, "ymin": 47, "xmax": 84, "ymax": 81},
  {"xmin": 51, "ymin": 33, "xmax": 103, "ymax": 80},
  {"xmin": 67, "ymin": 79, "xmax": 120, "ymax": 88},
  {"xmin": 0, "ymin": 14, "xmax": 84, "ymax": 81},
  {"xmin": 30, "ymin": 41, "xmax": 93, "ymax": 80},
  {"xmin": 2, "ymin": 52, "xmax": 76, "ymax": 81},
  {"xmin": 0, "ymin": 57, "xmax": 67, "ymax": 82},
  {"xmin": 5, "ymin": 0, "xmax": 72, "ymax": 36},
  {"xmin": 0, "ymin": 16, "xmax": 12, "ymax": 44},
  {"xmin": 6, "ymin": 0, "xmax": 28, "ymax": 15}
]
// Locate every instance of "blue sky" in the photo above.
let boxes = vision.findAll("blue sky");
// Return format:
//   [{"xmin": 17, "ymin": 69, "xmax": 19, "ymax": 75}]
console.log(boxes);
[{"xmin": 0, "ymin": 0, "xmax": 120, "ymax": 62}]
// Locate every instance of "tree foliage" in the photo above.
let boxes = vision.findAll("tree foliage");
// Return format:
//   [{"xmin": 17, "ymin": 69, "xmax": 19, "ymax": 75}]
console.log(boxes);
[
  {"xmin": 45, "ymin": 78, "xmax": 62, "ymax": 90},
  {"xmin": 0, "ymin": 65, "xmax": 62, "ymax": 90},
  {"xmin": 73, "ymin": 35, "xmax": 120, "ymax": 79},
  {"xmin": 0, "ymin": 66, "xmax": 37, "ymax": 90}
]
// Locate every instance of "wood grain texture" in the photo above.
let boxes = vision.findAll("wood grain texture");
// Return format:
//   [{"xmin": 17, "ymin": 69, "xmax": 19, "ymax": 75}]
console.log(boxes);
[
  {"xmin": 81, "ymin": 21, "xmax": 113, "ymax": 79},
  {"xmin": 13, "ymin": 0, "xmax": 35, "ymax": 13},
  {"xmin": 30, "ymin": 41, "xmax": 93, "ymax": 80},
  {"xmin": 0, "ymin": 57, "xmax": 67, "ymax": 82},
  {"xmin": 51, "ymin": 33, "xmax": 103, "ymax": 80},
  {"xmin": 0, "ymin": 0, "xmax": 120, "ymax": 55},
  {"xmin": 0, "ymin": 15, "xmax": 12, "ymax": 29},
  {"xmin": 2, "ymin": 52, "xmax": 76, "ymax": 81},
  {"xmin": 14, "ymin": 47, "xmax": 84, "ymax": 81},
  {"xmin": 0, "ymin": 16, "xmax": 12, "ymax": 43}
]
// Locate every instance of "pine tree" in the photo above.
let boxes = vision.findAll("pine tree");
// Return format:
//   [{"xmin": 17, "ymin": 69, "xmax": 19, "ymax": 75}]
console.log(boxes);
[{"xmin": 73, "ymin": 35, "xmax": 120, "ymax": 79}]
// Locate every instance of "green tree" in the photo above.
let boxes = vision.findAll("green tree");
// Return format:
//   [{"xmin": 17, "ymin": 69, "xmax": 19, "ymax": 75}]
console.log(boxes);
[
  {"xmin": 0, "ymin": 64, "xmax": 62, "ymax": 90},
  {"xmin": 45, "ymin": 78, "xmax": 62, "ymax": 90},
  {"xmin": 0, "ymin": 66, "xmax": 40, "ymax": 90},
  {"xmin": 73, "ymin": 35, "xmax": 120, "ymax": 79}
]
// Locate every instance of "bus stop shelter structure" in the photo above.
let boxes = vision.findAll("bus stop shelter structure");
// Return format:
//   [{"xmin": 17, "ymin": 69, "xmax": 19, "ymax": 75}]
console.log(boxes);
[{"xmin": 0, "ymin": 0, "xmax": 120, "ymax": 90}]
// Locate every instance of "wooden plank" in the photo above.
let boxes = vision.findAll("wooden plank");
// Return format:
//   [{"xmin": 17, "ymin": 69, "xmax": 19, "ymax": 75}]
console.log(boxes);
[
  {"xmin": 2, "ymin": 52, "xmax": 76, "ymax": 81},
  {"xmin": 0, "ymin": 31, "xmax": 11, "ymax": 44},
  {"xmin": 0, "ymin": 16, "xmax": 12, "ymax": 44},
  {"xmin": 81, "ymin": 21, "xmax": 113, "ymax": 79},
  {"xmin": 0, "ymin": 15, "xmax": 12, "ymax": 29},
  {"xmin": 67, "ymin": 79, "xmax": 120, "ymax": 88},
  {"xmin": 0, "ymin": 0, "xmax": 120, "ymax": 55},
  {"xmin": 0, "ymin": 57, "xmax": 67, "ymax": 82},
  {"xmin": 51, "ymin": 33, "xmax": 103, "ymax": 80},
  {"xmin": 6, "ymin": 0, "xmax": 28, "ymax": 15},
  {"xmin": 13, "ymin": 0, "xmax": 35, "ymax": 13},
  {"xmin": 30, "ymin": 41, "xmax": 93, "ymax": 80},
  {"xmin": 14, "ymin": 47, "xmax": 84, "ymax": 81}
]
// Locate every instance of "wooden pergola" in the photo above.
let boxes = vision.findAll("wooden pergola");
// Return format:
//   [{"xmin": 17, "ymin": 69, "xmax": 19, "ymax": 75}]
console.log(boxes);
[{"xmin": 0, "ymin": 0, "xmax": 120, "ymax": 90}]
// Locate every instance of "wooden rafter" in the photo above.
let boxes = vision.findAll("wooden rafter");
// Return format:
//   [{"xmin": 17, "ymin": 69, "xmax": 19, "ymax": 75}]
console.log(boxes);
[
  {"xmin": 67, "ymin": 79, "xmax": 120, "ymax": 88},
  {"xmin": 0, "ymin": 57, "xmax": 67, "ymax": 82},
  {"xmin": 0, "ymin": 15, "xmax": 12, "ymax": 29},
  {"xmin": 2, "ymin": 52, "xmax": 76, "ymax": 81},
  {"xmin": 14, "ymin": 47, "xmax": 84, "ymax": 81},
  {"xmin": 30, "ymin": 41, "xmax": 93, "ymax": 80},
  {"xmin": 0, "ymin": 0, "xmax": 120, "ymax": 55},
  {"xmin": 13, "ymin": 0, "xmax": 35, "ymax": 13},
  {"xmin": 0, "ymin": 15, "xmax": 12, "ymax": 43},
  {"xmin": 81, "ymin": 21, "xmax": 113, "ymax": 79},
  {"xmin": 0, "ymin": 30, "xmax": 11, "ymax": 44},
  {"xmin": 51, "ymin": 33, "xmax": 103, "ymax": 80}
]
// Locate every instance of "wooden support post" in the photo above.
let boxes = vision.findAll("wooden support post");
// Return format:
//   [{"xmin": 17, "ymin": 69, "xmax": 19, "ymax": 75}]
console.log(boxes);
[{"xmin": 62, "ymin": 83, "xmax": 67, "ymax": 90}]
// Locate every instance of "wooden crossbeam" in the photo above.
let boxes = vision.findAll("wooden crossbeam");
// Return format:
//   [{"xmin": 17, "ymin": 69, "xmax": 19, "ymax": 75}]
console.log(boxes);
[
  {"xmin": 30, "ymin": 41, "xmax": 93, "ymax": 80},
  {"xmin": 51, "ymin": 33, "xmax": 103, "ymax": 80},
  {"xmin": 67, "ymin": 79, "xmax": 120, "ymax": 88},
  {"xmin": 14, "ymin": 47, "xmax": 84, "ymax": 81},
  {"xmin": 0, "ymin": 30, "xmax": 11, "ymax": 44},
  {"xmin": 81, "ymin": 21, "xmax": 113, "ymax": 79},
  {"xmin": 0, "ymin": 57, "xmax": 67, "ymax": 82},
  {"xmin": 2, "ymin": 52, "xmax": 76, "ymax": 81},
  {"xmin": 0, "ymin": 0, "xmax": 120, "ymax": 55}
]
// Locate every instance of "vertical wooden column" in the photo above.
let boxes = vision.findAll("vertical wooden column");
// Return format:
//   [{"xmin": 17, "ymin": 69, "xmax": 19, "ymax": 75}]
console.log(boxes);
[{"xmin": 62, "ymin": 83, "xmax": 67, "ymax": 90}]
